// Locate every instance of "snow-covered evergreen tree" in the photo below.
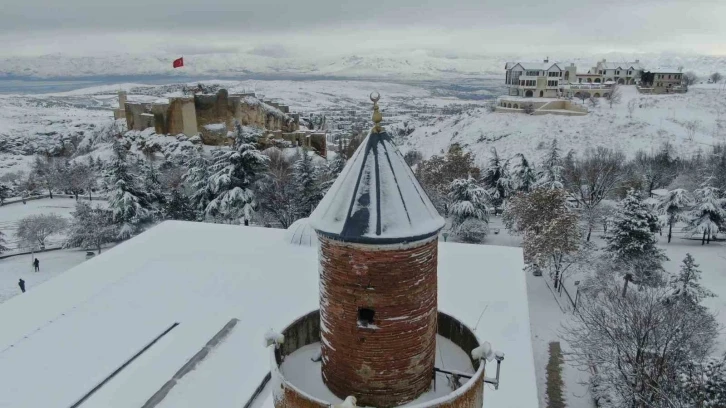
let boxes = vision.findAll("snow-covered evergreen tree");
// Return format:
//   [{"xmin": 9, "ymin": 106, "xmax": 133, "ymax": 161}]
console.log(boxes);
[
  {"xmin": 321, "ymin": 153, "xmax": 347, "ymax": 193},
  {"xmin": 65, "ymin": 201, "xmax": 116, "ymax": 254},
  {"xmin": 657, "ymin": 188, "xmax": 694, "ymax": 243},
  {"xmin": 182, "ymin": 148, "xmax": 213, "ymax": 221},
  {"xmin": 448, "ymin": 176, "xmax": 490, "ymax": 232},
  {"xmin": 605, "ymin": 189, "xmax": 667, "ymax": 285},
  {"xmin": 688, "ymin": 185, "xmax": 725, "ymax": 245},
  {"xmin": 481, "ymin": 147, "xmax": 512, "ymax": 210},
  {"xmin": 512, "ymin": 153, "xmax": 537, "ymax": 193},
  {"xmin": 105, "ymin": 141, "xmax": 151, "ymax": 239},
  {"xmin": 206, "ymin": 124, "xmax": 269, "ymax": 225},
  {"xmin": 0, "ymin": 183, "xmax": 10, "ymax": 205},
  {"xmin": 669, "ymin": 253, "xmax": 715, "ymax": 304},
  {"xmin": 164, "ymin": 188, "xmax": 196, "ymax": 221},
  {"xmin": 536, "ymin": 138, "xmax": 564, "ymax": 189},
  {"xmin": 138, "ymin": 158, "xmax": 166, "ymax": 214},
  {"xmin": 0, "ymin": 230, "xmax": 8, "ymax": 254},
  {"xmin": 293, "ymin": 148, "xmax": 322, "ymax": 217},
  {"xmin": 680, "ymin": 355, "xmax": 726, "ymax": 407}
]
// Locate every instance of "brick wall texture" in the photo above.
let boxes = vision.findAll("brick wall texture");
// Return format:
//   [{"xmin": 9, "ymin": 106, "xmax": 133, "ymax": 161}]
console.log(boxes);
[{"xmin": 318, "ymin": 236, "xmax": 438, "ymax": 407}]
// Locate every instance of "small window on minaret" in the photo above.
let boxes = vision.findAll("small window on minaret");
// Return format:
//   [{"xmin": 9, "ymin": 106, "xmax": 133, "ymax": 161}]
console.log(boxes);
[{"xmin": 358, "ymin": 308, "xmax": 375, "ymax": 327}]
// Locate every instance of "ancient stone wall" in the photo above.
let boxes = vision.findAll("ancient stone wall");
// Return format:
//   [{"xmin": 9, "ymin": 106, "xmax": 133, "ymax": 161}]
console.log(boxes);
[
  {"xmin": 318, "ymin": 236, "xmax": 438, "ymax": 407},
  {"xmin": 123, "ymin": 89, "xmax": 300, "ymax": 143}
]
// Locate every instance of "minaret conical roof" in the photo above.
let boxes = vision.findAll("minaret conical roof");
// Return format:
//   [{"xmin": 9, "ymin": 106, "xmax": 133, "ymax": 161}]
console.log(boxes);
[{"xmin": 309, "ymin": 99, "xmax": 444, "ymax": 244}]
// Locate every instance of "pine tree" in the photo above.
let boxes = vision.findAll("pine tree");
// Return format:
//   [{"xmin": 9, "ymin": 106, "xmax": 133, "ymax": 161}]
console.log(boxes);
[
  {"xmin": 138, "ymin": 158, "xmax": 166, "ymax": 214},
  {"xmin": 536, "ymin": 138, "xmax": 564, "ymax": 189},
  {"xmin": 319, "ymin": 153, "xmax": 347, "ymax": 195},
  {"xmin": 680, "ymin": 355, "xmax": 726, "ymax": 407},
  {"xmin": 65, "ymin": 201, "xmax": 116, "ymax": 254},
  {"xmin": 206, "ymin": 124, "xmax": 269, "ymax": 225},
  {"xmin": 164, "ymin": 188, "xmax": 196, "ymax": 221},
  {"xmin": 481, "ymin": 147, "xmax": 512, "ymax": 211},
  {"xmin": 448, "ymin": 176, "xmax": 490, "ymax": 231},
  {"xmin": 657, "ymin": 188, "xmax": 694, "ymax": 243},
  {"xmin": 670, "ymin": 253, "xmax": 715, "ymax": 304},
  {"xmin": 688, "ymin": 186, "xmax": 725, "ymax": 245},
  {"xmin": 293, "ymin": 148, "xmax": 322, "ymax": 217},
  {"xmin": 0, "ymin": 230, "xmax": 8, "ymax": 254},
  {"xmin": 105, "ymin": 141, "xmax": 151, "ymax": 239},
  {"xmin": 183, "ymin": 149, "xmax": 213, "ymax": 221},
  {"xmin": 512, "ymin": 153, "xmax": 537, "ymax": 193},
  {"xmin": 605, "ymin": 190, "xmax": 667, "ymax": 285}
]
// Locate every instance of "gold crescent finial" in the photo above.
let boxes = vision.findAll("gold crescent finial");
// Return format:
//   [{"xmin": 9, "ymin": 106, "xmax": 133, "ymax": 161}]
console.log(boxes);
[{"xmin": 370, "ymin": 91, "xmax": 383, "ymax": 133}]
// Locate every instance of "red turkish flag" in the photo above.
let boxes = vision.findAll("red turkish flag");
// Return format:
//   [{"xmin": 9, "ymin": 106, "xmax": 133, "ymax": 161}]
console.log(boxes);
[{"xmin": 173, "ymin": 57, "xmax": 184, "ymax": 68}]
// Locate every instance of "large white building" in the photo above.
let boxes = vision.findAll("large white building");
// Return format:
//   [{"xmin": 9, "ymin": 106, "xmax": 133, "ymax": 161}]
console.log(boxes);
[{"xmin": 504, "ymin": 58, "xmax": 646, "ymax": 98}]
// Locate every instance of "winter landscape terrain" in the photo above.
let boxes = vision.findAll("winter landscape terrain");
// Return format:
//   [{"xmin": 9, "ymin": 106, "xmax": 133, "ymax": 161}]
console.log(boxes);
[{"xmin": 1, "ymin": 65, "xmax": 726, "ymax": 408}]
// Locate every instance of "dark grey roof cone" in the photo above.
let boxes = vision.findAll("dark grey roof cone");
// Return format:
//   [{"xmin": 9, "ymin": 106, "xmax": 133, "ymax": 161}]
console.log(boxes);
[{"xmin": 309, "ymin": 95, "xmax": 444, "ymax": 244}]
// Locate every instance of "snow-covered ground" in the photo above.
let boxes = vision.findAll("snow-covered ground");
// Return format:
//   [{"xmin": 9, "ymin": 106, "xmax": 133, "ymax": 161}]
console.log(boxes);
[
  {"xmin": 403, "ymin": 85, "xmax": 726, "ymax": 161},
  {"xmin": 0, "ymin": 248, "xmax": 91, "ymax": 304}
]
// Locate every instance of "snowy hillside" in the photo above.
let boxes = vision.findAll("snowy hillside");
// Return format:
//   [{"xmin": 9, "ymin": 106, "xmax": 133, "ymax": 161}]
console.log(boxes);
[
  {"xmin": 1, "ymin": 51, "xmax": 725, "ymax": 80},
  {"xmin": 2, "ymin": 79, "xmax": 725, "ymax": 180},
  {"xmin": 402, "ymin": 85, "xmax": 726, "ymax": 163}
]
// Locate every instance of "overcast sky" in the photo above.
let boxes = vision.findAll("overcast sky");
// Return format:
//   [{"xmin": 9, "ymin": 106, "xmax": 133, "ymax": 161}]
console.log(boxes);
[{"xmin": 1, "ymin": 0, "xmax": 725, "ymax": 57}]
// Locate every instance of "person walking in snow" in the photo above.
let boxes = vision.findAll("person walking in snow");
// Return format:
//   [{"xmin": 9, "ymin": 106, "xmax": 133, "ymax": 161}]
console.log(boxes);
[
  {"xmin": 18, "ymin": 279, "xmax": 25, "ymax": 293},
  {"xmin": 33, "ymin": 258, "xmax": 40, "ymax": 272}
]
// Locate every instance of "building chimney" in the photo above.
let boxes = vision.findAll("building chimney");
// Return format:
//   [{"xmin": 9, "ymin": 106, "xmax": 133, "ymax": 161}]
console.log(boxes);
[
  {"xmin": 544, "ymin": 56, "xmax": 549, "ymax": 63},
  {"xmin": 635, "ymin": 59, "xmax": 640, "ymax": 63}
]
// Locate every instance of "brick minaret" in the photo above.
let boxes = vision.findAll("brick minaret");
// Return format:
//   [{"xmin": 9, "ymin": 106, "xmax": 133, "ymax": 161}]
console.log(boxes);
[{"xmin": 309, "ymin": 94, "xmax": 445, "ymax": 407}]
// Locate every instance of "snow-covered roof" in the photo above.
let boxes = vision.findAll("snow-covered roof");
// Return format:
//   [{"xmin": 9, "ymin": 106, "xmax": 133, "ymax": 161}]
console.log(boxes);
[
  {"xmin": 309, "ymin": 129, "xmax": 445, "ymax": 244},
  {"xmin": 285, "ymin": 218, "xmax": 318, "ymax": 247},
  {"xmin": 0, "ymin": 221, "xmax": 536, "ymax": 408},
  {"xmin": 506, "ymin": 62, "xmax": 563, "ymax": 71},
  {"xmin": 601, "ymin": 61, "xmax": 643, "ymax": 70}
]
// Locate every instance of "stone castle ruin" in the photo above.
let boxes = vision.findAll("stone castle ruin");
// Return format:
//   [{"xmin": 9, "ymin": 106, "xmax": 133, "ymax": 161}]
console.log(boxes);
[{"xmin": 115, "ymin": 89, "xmax": 327, "ymax": 155}]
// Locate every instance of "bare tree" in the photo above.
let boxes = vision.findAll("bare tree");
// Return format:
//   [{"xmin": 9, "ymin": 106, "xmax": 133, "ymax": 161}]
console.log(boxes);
[
  {"xmin": 683, "ymin": 119, "xmax": 700, "ymax": 141},
  {"xmin": 31, "ymin": 156, "xmax": 58, "ymax": 199},
  {"xmin": 504, "ymin": 188, "xmax": 582, "ymax": 287},
  {"xmin": 627, "ymin": 99, "xmax": 637, "ymax": 118},
  {"xmin": 606, "ymin": 84, "xmax": 622, "ymax": 108},
  {"xmin": 710, "ymin": 72, "xmax": 723, "ymax": 83},
  {"xmin": 65, "ymin": 162, "xmax": 93, "ymax": 200},
  {"xmin": 588, "ymin": 96, "xmax": 600, "ymax": 107},
  {"xmin": 683, "ymin": 71, "xmax": 699, "ymax": 86},
  {"xmin": 563, "ymin": 148, "xmax": 625, "ymax": 240},
  {"xmin": 522, "ymin": 103, "xmax": 535, "ymax": 115},
  {"xmin": 16, "ymin": 213, "xmax": 68, "ymax": 249},
  {"xmin": 564, "ymin": 284, "xmax": 719, "ymax": 408}
]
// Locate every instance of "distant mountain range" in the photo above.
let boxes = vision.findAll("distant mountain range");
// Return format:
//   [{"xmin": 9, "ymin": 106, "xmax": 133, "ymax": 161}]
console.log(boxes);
[{"xmin": 1, "ymin": 51, "xmax": 725, "ymax": 80}]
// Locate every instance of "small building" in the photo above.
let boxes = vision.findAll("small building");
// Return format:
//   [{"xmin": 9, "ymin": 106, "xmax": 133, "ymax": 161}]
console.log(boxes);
[{"xmin": 641, "ymin": 69, "xmax": 686, "ymax": 94}]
